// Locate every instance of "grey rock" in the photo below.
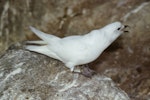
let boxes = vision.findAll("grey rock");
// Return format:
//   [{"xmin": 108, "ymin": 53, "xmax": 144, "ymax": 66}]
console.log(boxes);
[
  {"xmin": 0, "ymin": 0, "xmax": 147, "ymax": 52},
  {"xmin": 0, "ymin": 47, "xmax": 130, "ymax": 100},
  {"xmin": 1, "ymin": 0, "xmax": 149, "ymax": 99}
]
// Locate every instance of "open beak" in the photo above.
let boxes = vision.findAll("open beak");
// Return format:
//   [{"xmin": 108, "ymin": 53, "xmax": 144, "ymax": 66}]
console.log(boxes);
[{"xmin": 123, "ymin": 25, "xmax": 129, "ymax": 33}]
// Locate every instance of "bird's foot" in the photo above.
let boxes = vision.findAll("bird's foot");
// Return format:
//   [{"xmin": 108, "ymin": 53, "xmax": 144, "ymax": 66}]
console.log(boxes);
[{"xmin": 80, "ymin": 64, "xmax": 96, "ymax": 78}]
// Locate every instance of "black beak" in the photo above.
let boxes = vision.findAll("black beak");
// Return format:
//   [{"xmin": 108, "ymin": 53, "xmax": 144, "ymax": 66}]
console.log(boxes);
[
  {"xmin": 124, "ymin": 25, "xmax": 129, "ymax": 28},
  {"xmin": 124, "ymin": 31, "xmax": 129, "ymax": 32},
  {"xmin": 123, "ymin": 25, "xmax": 129, "ymax": 33}
]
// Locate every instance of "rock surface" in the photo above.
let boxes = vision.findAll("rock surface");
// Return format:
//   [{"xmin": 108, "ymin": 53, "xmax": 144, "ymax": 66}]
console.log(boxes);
[
  {"xmin": 0, "ymin": 0, "xmax": 150, "ymax": 100},
  {"xmin": 0, "ymin": 47, "xmax": 130, "ymax": 100}
]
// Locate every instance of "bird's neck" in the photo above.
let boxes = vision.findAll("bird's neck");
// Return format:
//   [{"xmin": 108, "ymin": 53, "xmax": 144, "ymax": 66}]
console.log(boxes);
[{"xmin": 86, "ymin": 30, "xmax": 115, "ymax": 52}]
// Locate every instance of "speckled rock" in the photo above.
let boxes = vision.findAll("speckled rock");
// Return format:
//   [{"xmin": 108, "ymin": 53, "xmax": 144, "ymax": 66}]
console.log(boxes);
[
  {"xmin": 0, "ymin": 0, "xmax": 147, "ymax": 52},
  {"xmin": 0, "ymin": 0, "xmax": 150, "ymax": 100},
  {"xmin": 0, "ymin": 46, "xmax": 130, "ymax": 100}
]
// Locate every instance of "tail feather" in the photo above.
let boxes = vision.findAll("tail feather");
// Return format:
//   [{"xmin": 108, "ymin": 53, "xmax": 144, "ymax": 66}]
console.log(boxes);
[
  {"xmin": 26, "ymin": 40, "xmax": 47, "ymax": 45},
  {"xmin": 29, "ymin": 26, "xmax": 61, "ymax": 43},
  {"xmin": 26, "ymin": 45, "xmax": 62, "ymax": 61}
]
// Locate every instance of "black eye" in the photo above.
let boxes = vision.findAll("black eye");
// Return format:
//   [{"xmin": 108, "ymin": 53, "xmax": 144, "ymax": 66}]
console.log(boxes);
[{"xmin": 117, "ymin": 27, "xmax": 121, "ymax": 30}]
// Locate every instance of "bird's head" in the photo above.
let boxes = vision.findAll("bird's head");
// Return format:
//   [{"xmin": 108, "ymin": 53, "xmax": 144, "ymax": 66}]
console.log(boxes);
[{"xmin": 102, "ymin": 21, "xmax": 128, "ymax": 41}]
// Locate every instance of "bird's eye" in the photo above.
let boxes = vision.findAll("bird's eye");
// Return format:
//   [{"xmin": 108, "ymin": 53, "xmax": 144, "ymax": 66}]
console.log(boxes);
[{"xmin": 117, "ymin": 27, "xmax": 121, "ymax": 30}]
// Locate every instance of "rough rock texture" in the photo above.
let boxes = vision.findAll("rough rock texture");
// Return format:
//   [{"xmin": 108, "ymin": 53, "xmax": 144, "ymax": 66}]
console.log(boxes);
[
  {"xmin": 92, "ymin": 2, "xmax": 150, "ymax": 100},
  {"xmin": 0, "ymin": 47, "xmax": 130, "ymax": 100},
  {"xmin": 0, "ymin": 0, "xmax": 150, "ymax": 100},
  {"xmin": 0, "ymin": 0, "xmax": 149, "ymax": 51}
]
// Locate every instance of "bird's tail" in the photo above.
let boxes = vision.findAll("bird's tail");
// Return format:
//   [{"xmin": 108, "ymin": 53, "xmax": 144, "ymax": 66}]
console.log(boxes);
[
  {"xmin": 26, "ymin": 40, "xmax": 47, "ymax": 45},
  {"xmin": 25, "ymin": 45, "xmax": 61, "ymax": 60},
  {"xmin": 29, "ymin": 26, "xmax": 61, "ymax": 43}
]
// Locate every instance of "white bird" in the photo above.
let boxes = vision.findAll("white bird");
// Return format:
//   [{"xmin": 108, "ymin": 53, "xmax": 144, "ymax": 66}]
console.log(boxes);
[{"xmin": 26, "ymin": 22, "xmax": 127, "ymax": 72}]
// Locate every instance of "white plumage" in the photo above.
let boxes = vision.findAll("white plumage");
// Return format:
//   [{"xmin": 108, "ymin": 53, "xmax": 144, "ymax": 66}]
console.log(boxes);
[{"xmin": 26, "ymin": 22, "xmax": 126, "ymax": 71}]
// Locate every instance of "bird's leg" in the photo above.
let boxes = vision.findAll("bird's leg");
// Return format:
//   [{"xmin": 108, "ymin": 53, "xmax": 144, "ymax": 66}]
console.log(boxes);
[
  {"xmin": 80, "ymin": 64, "xmax": 96, "ymax": 78},
  {"xmin": 66, "ymin": 63, "xmax": 96, "ymax": 77},
  {"xmin": 72, "ymin": 67, "xmax": 81, "ymax": 73}
]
